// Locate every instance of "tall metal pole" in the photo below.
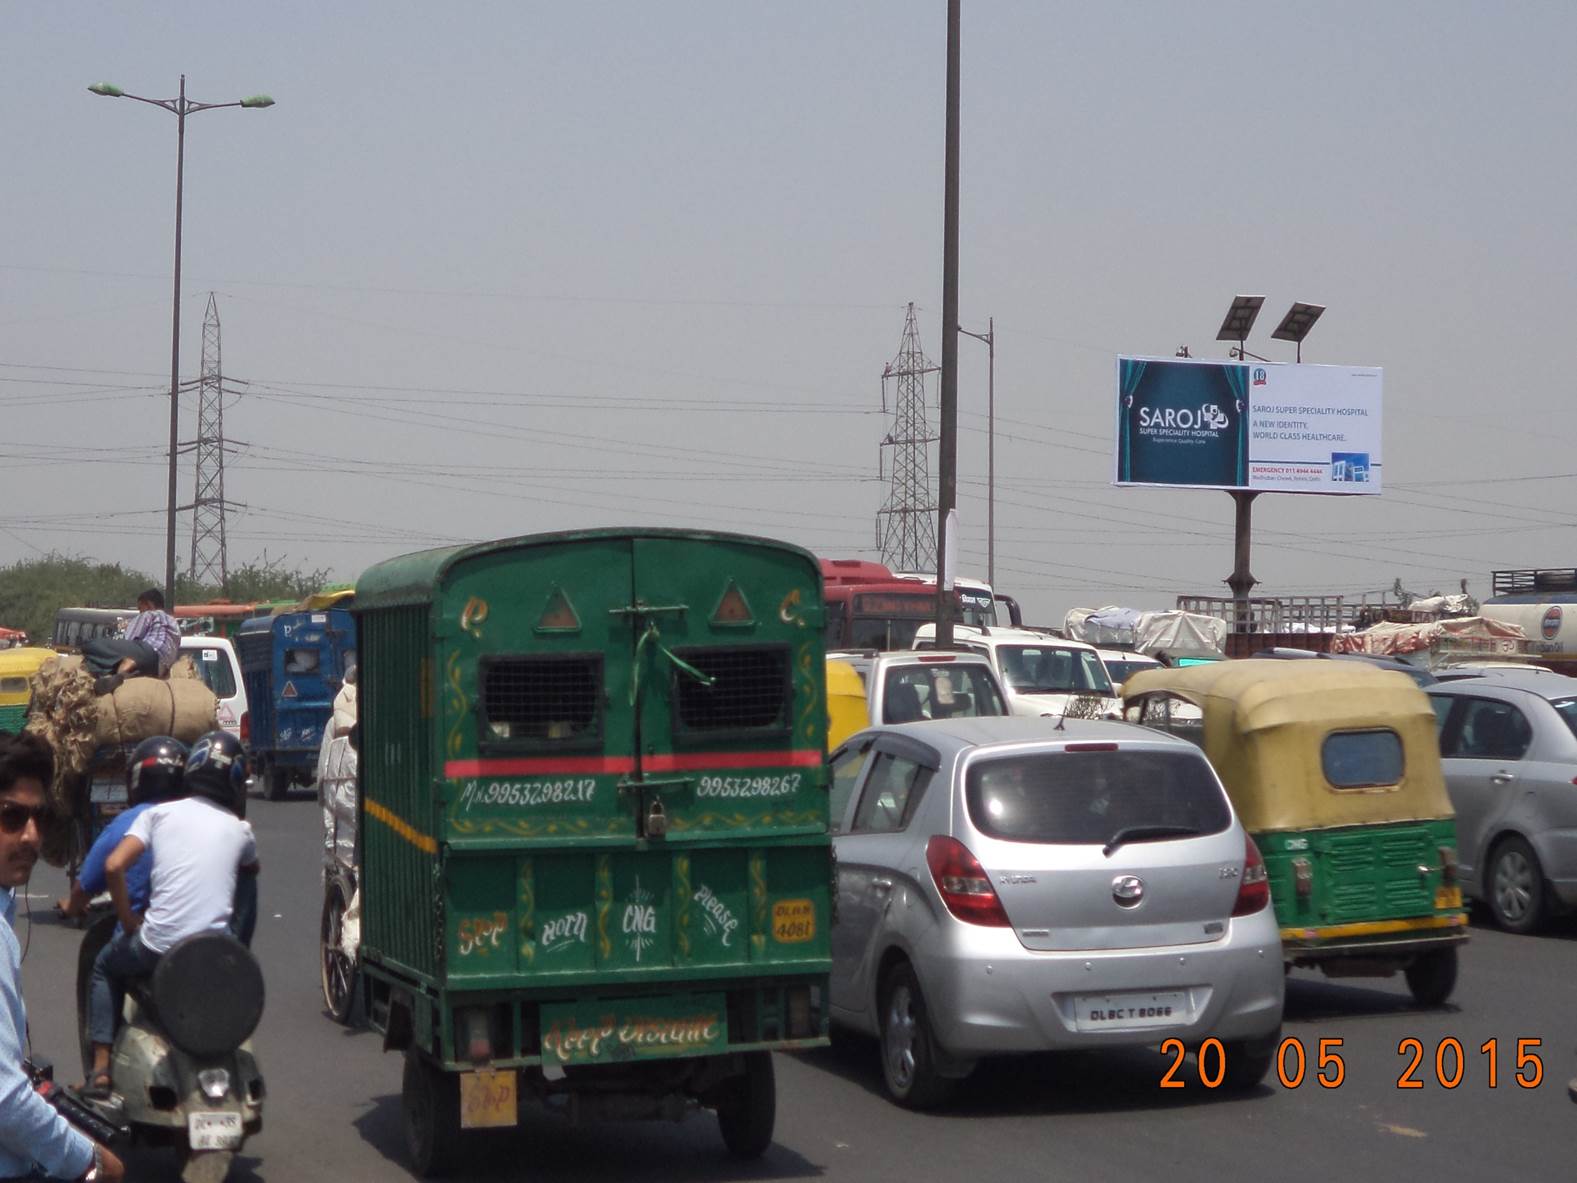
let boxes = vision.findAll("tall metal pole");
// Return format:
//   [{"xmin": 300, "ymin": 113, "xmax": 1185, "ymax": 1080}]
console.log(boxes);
[
  {"xmin": 986, "ymin": 316, "xmax": 994, "ymax": 588},
  {"xmin": 935, "ymin": 0, "xmax": 961, "ymax": 648},
  {"xmin": 164, "ymin": 75, "xmax": 187, "ymax": 611}
]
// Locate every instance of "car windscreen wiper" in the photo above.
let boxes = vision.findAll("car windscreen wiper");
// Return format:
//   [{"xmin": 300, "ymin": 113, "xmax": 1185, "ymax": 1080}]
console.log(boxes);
[{"xmin": 1102, "ymin": 825, "xmax": 1202, "ymax": 858}]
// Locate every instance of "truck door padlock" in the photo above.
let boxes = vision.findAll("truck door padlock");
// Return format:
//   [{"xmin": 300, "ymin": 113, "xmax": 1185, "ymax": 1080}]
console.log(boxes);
[{"xmin": 646, "ymin": 796, "xmax": 668, "ymax": 838}]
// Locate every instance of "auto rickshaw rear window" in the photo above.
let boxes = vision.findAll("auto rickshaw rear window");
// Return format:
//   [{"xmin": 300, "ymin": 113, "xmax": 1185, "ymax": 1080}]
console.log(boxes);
[
  {"xmin": 672, "ymin": 646, "xmax": 790, "ymax": 733},
  {"xmin": 481, "ymin": 654, "xmax": 602, "ymax": 744},
  {"xmin": 0, "ymin": 677, "xmax": 28, "ymax": 695},
  {"xmin": 965, "ymin": 749, "xmax": 1229, "ymax": 844},
  {"xmin": 1321, "ymin": 729, "xmax": 1404, "ymax": 789}
]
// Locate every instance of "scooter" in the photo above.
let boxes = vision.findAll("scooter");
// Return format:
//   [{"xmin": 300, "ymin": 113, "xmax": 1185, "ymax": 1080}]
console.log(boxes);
[{"xmin": 75, "ymin": 914, "xmax": 266, "ymax": 1183}]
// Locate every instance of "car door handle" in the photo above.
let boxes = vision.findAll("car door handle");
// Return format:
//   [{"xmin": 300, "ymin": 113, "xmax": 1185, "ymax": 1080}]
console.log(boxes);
[
  {"xmin": 1491, "ymin": 771, "xmax": 1516, "ymax": 784},
  {"xmin": 871, "ymin": 877, "xmax": 894, "ymax": 893}
]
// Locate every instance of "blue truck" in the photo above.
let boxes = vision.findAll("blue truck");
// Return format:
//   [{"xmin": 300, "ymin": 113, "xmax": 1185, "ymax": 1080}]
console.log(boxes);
[{"xmin": 236, "ymin": 608, "xmax": 356, "ymax": 800}]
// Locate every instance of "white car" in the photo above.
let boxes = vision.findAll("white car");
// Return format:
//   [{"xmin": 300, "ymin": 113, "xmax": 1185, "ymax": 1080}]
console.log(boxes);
[
  {"xmin": 1095, "ymin": 648, "xmax": 1163, "ymax": 694},
  {"xmin": 178, "ymin": 635, "xmax": 248, "ymax": 742},
  {"xmin": 914, "ymin": 624, "xmax": 1120, "ymax": 719}
]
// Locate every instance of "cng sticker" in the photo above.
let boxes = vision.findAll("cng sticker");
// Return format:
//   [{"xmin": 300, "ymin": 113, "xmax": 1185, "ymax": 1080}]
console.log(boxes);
[
  {"xmin": 711, "ymin": 579, "xmax": 755, "ymax": 627},
  {"xmin": 1542, "ymin": 605, "xmax": 1562, "ymax": 640},
  {"xmin": 535, "ymin": 586, "xmax": 581, "ymax": 633},
  {"xmin": 771, "ymin": 898, "xmax": 815, "ymax": 943},
  {"xmin": 281, "ymin": 680, "xmax": 299, "ymax": 699}
]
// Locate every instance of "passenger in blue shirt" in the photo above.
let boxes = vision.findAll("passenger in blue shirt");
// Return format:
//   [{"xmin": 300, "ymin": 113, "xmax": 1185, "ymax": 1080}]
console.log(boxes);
[
  {"xmin": 1, "ymin": 729, "xmax": 125, "ymax": 1181},
  {"xmin": 56, "ymin": 737, "xmax": 188, "ymax": 925}
]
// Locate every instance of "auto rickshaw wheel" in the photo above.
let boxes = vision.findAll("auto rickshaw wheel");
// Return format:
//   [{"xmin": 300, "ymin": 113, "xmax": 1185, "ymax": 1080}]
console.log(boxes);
[
  {"xmin": 1488, "ymin": 836, "xmax": 1545, "ymax": 934},
  {"xmin": 402, "ymin": 1054, "xmax": 462, "ymax": 1178},
  {"xmin": 878, "ymin": 963, "xmax": 954, "ymax": 1109},
  {"xmin": 1404, "ymin": 947, "xmax": 1459, "ymax": 1007},
  {"xmin": 264, "ymin": 761, "xmax": 290, "ymax": 803},
  {"xmin": 320, "ymin": 881, "xmax": 359, "ymax": 1025},
  {"xmin": 716, "ymin": 1051, "xmax": 776, "ymax": 1158}
]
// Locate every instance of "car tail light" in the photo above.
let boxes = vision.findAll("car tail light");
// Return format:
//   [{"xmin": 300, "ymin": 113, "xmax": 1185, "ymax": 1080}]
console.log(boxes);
[
  {"xmin": 1439, "ymin": 845, "xmax": 1458, "ymax": 885},
  {"xmin": 1232, "ymin": 835, "xmax": 1270, "ymax": 916},
  {"xmin": 925, "ymin": 836, "xmax": 1011, "ymax": 926},
  {"xmin": 239, "ymin": 711, "xmax": 250, "ymax": 746}
]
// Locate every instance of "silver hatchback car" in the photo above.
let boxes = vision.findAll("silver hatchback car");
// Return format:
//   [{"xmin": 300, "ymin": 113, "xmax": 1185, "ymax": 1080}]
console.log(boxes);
[
  {"xmin": 828, "ymin": 717, "xmax": 1285, "ymax": 1107},
  {"xmin": 1427, "ymin": 671, "xmax": 1577, "ymax": 932}
]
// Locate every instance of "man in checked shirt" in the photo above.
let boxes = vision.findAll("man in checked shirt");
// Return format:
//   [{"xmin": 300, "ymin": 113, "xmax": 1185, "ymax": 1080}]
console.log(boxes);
[{"xmin": 81, "ymin": 588, "xmax": 180, "ymax": 697}]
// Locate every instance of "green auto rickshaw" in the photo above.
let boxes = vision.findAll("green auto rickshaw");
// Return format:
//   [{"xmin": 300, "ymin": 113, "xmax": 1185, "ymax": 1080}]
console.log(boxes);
[{"xmin": 1123, "ymin": 659, "xmax": 1467, "ymax": 1006}]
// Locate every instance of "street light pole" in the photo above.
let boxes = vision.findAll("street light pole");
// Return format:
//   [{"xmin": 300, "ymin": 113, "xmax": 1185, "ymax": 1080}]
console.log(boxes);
[
  {"xmin": 958, "ymin": 317, "xmax": 994, "ymax": 587},
  {"xmin": 88, "ymin": 77, "xmax": 274, "ymax": 611}
]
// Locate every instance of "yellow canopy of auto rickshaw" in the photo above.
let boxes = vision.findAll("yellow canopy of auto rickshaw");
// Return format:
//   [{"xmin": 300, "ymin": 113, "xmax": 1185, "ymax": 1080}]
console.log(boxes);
[
  {"xmin": 1121, "ymin": 658, "xmax": 1453, "ymax": 833},
  {"xmin": 826, "ymin": 658, "xmax": 869, "ymax": 752},
  {"xmin": 0, "ymin": 647, "xmax": 56, "ymax": 733}
]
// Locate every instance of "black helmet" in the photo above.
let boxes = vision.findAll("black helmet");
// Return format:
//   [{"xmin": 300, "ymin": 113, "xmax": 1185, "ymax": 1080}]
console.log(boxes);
[
  {"xmin": 184, "ymin": 731, "xmax": 247, "ymax": 812},
  {"xmin": 126, "ymin": 737, "xmax": 188, "ymax": 807}
]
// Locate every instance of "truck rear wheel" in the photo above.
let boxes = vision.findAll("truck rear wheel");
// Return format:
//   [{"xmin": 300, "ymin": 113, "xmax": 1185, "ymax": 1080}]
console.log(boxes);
[
  {"xmin": 716, "ymin": 1052, "xmax": 776, "ymax": 1158},
  {"xmin": 264, "ymin": 761, "xmax": 290, "ymax": 802},
  {"xmin": 402, "ymin": 1055, "xmax": 461, "ymax": 1177}
]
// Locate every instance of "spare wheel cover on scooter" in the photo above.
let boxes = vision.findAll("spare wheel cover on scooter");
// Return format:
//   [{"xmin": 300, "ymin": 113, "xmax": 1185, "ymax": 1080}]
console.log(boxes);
[{"xmin": 151, "ymin": 932, "xmax": 265, "ymax": 1058}]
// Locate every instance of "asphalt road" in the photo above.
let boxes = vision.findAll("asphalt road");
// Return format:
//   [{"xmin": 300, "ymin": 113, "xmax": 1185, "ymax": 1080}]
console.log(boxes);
[{"xmin": 14, "ymin": 792, "xmax": 1577, "ymax": 1182}]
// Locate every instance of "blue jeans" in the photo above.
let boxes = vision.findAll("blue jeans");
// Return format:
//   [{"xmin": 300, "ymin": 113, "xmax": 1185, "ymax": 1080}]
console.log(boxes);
[{"xmin": 88, "ymin": 930, "xmax": 161, "ymax": 1047}]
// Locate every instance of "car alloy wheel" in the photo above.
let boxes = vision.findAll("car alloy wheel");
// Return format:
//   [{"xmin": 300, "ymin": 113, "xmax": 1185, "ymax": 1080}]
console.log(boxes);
[{"xmin": 1490, "ymin": 837, "xmax": 1545, "ymax": 934}]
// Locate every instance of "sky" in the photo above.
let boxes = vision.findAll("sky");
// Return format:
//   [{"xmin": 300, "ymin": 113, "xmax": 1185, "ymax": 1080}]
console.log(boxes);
[{"xmin": 5, "ymin": 1, "xmax": 1576, "ymax": 627}]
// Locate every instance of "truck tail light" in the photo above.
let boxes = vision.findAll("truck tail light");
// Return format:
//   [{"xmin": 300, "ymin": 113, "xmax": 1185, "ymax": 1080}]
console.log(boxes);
[
  {"xmin": 1232, "ymin": 835, "xmax": 1270, "ymax": 916},
  {"xmin": 239, "ymin": 711, "xmax": 250, "ymax": 746},
  {"xmin": 925, "ymin": 836, "xmax": 1011, "ymax": 926}
]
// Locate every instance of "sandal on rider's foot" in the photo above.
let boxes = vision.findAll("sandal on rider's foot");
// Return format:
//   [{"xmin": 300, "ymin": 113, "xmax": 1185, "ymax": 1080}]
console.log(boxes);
[{"xmin": 79, "ymin": 1071, "xmax": 114, "ymax": 1099}]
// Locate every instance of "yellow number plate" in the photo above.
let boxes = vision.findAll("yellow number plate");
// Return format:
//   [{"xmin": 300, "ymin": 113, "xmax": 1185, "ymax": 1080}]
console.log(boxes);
[
  {"xmin": 772, "ymin": 898, "xmax": 815, "ymax": 943},
  {"xmin": 459, "ymin": 1068, "xmax": 517, "ymax": 1130},
  {"xmin": 1434, "ymin": 885, "xmax": 1463, "ymax": 909}
]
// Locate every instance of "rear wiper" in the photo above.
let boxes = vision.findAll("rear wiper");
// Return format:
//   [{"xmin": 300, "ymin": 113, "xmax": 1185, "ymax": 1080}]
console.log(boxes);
[{"xmin": 1102, "ymin": 825, "xmax": 1201, "ymax": 858}]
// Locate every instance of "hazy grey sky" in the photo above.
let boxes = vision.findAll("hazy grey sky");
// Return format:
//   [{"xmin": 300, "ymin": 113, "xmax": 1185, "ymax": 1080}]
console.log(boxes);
[{"xmin": 5, "ymin": 1, "xmax": 1575, "ymax": 624}]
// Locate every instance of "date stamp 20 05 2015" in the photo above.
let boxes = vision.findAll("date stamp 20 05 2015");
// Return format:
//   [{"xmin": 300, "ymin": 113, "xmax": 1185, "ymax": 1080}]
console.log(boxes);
[{"xmin": 1159, "ymin": 1036, "xmax": 1553, "ymax": 1091}]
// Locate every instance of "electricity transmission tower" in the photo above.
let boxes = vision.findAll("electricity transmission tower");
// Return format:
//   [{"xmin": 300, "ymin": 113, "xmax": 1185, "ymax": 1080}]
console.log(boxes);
[
  {"xmin": 188, "ymin": 292, "xmax": 229, "ymax": 589},
  {"xmin": 876, "ymin": 302, "xmax": 939, "ymax": 571}
]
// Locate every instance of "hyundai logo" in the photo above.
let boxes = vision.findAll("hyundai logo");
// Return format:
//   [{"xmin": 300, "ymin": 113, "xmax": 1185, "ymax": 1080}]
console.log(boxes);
[{"xmin": 1112, "ymin": 875, "xmax": 1145, "ymax": 907}]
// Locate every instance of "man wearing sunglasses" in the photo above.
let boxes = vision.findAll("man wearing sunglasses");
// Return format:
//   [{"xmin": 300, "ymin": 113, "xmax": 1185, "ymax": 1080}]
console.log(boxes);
[{"xmin": 0, "ymin": 732, "xmax": 124, "ymax": 1182}]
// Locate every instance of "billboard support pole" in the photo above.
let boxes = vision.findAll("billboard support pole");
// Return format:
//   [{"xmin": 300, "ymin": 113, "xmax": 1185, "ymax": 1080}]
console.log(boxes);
[{"xmin": 1227, "ymin": 490, "xmax": 1259, "ymax": 633}]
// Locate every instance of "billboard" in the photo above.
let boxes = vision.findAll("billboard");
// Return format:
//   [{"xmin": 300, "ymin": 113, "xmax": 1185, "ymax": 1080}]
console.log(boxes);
[{"xmin": 1113, "ymin": 356, "xmax": 1382, "ymax": 494}]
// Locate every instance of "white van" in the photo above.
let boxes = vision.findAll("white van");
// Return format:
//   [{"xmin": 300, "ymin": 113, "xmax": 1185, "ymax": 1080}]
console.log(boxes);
[
  {"xmin": 178, "ymin": 635, "xmax": 248, "ymax": 742},
  {"xmin": 914, "ymin": 624, "xmax": 1121, "ymax": 719}
]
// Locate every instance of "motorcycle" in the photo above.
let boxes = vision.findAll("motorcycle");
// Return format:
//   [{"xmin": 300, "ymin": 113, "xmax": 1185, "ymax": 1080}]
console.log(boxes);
[{"xmin": 74, "ymin": 914, "xmax": 266, "ymax": 1183}]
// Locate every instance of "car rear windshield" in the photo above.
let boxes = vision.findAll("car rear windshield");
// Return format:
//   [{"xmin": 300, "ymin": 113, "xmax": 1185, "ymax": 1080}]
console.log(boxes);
[
  {"xmin": 998, "ymin": 646, "xmax": 1113, "ymax": 695},
  {"xmin": 187, "ymin": 648, "xmax": 237, "ymax": 698},
  {"xmin": 881, "ymin": 663, "xmax": 1006, "ymax": 724},
  {"xmin": 965, "ymin": 748, "xmax": 1230, "ymax": 845},
  {"xmin": 1321, "ymin": 729, "xmax": 1404, "ymax": 789},
  {"xmin": 1550, "ymin": 697, "xmax": 1577, "ymax": 742}
]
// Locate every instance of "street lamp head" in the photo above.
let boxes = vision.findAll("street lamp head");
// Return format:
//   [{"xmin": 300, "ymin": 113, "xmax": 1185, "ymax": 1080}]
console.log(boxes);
[
  {"xmin": 238, "ymin": 95, "xmax": 275, "ymax": 109},
  {"xmin": 87, "ymin": 82, "xmax": 125, "ymax": 98}
]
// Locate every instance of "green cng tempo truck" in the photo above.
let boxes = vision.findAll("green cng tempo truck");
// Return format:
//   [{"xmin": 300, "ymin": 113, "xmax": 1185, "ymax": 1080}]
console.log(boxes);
[{"xmin": 350, "ymin": 529, "xmax": 832, "ymax": 1174}]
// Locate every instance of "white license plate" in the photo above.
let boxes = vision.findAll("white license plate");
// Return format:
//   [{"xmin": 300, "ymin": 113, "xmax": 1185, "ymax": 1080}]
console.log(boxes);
[
  {"xmin": 188, "ymin": 1110, "xmax": 243, "ymax": 1151},
  {"xmin": 89, "ymin": 781, "xmax": 127, "ymax": 805},
  {"xmin": 1072, "ymin": 990, "xmax": 1190, "ymax": 1031}
]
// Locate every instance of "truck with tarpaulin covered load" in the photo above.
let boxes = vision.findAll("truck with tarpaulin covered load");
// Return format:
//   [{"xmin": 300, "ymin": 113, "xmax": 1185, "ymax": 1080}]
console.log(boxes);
[
  {"xmin": 237, "ymin": 606, "xmax": 356, "ymax": 800},
  {"xmin": 347, "ymin": 528, "xmax": 832, "ymax": 1175}
]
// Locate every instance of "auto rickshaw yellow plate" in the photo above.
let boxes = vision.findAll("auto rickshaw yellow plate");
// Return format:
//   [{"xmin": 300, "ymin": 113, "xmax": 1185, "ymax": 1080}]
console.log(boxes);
[
  {"xmin": 1434, "ymin": 885, "xmax": 1463, "ymax": 909},
  {"xmin": 459, "ymin": 1068, "xmax": 517, "ymax": 1129}
]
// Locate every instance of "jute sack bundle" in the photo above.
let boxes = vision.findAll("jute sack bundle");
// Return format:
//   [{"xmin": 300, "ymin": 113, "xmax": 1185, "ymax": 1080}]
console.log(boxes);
[{"xmin": 94, "ymin": 676, "xmax": 217, "ymax": 748}]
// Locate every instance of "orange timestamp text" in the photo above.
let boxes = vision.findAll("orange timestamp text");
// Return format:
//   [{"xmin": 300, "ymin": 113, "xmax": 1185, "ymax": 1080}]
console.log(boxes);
[{"xmin": 1159, "ymin": 1036, "xmax": 1546, "ymax": 1090}]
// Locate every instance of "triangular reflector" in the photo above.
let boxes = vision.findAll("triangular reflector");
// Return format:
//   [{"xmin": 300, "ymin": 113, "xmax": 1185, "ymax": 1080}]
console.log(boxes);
[
  {"xmin": 281, "ymin": 680, "xmax": 298, "ymax": 699},
  {"xmin": 711, "ymin": 580, "xmax": 755, "ymax": 627},
  {"xmin": 536, "ymin": 586, "xmax": 582, "ymax": 632}
]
